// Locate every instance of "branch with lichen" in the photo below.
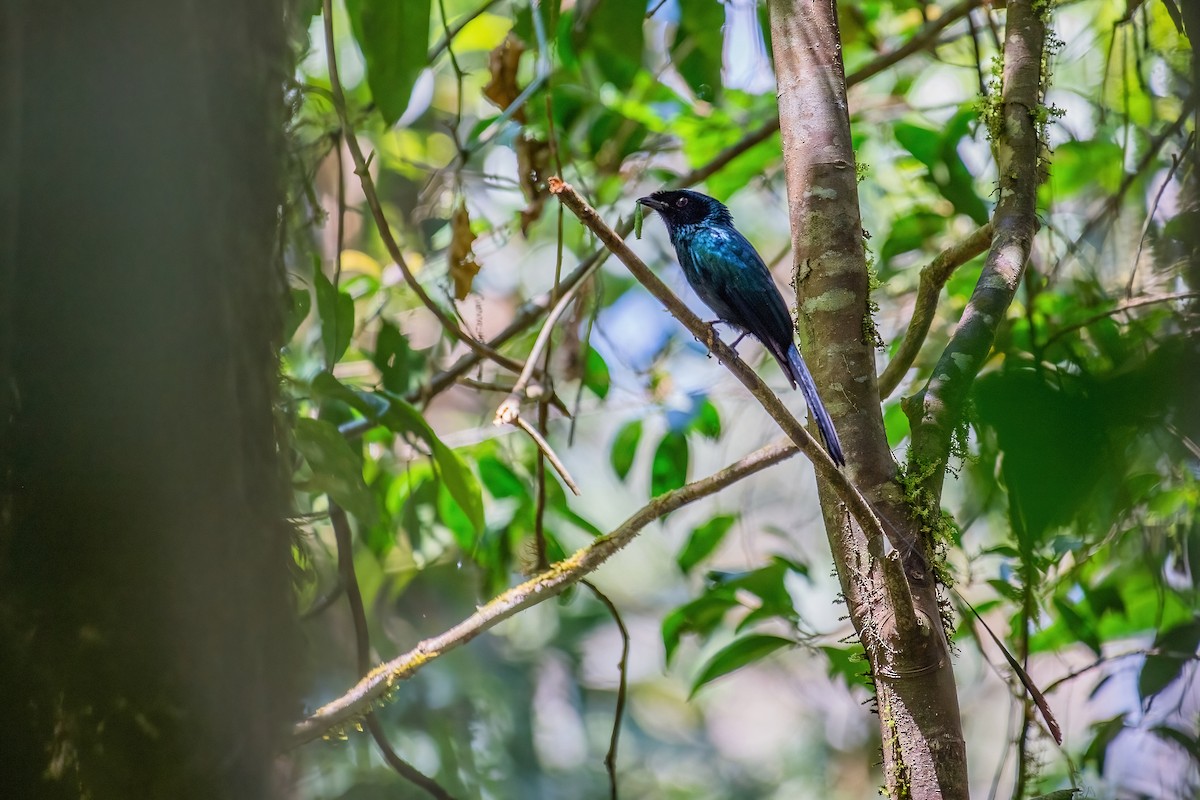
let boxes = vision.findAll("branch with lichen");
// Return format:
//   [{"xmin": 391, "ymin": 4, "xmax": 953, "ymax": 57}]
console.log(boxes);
[
  {"xmin": 289, "ymin": 440, "xmax": 798, "ymax": 746},
  {"xmin": 906, "ymin": 0, "xmax": 1048, "ymax": 498},
  {"xmin": 877, "ymin": 224, "xmax": 993, "ymax": 399}
]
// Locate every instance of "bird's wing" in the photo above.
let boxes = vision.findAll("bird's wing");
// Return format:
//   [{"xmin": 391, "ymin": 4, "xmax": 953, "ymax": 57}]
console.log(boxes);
[{"xmin": 687, "ymin": 227, "xmax": 796, "ymax": 350}]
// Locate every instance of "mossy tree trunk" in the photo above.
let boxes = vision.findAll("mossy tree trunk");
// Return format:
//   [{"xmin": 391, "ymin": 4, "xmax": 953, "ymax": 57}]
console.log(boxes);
[
  {"xmin": 0, "ymin": 3, "xmax": 299, "ymax": 798},
  {"xmin": 767, "ymin": 0, "xmax": 976, "ymax": 796}
]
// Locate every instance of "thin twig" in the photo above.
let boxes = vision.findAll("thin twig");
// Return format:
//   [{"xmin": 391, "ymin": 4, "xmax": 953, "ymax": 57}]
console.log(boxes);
[
  {"xmin": 1048, "ymin": 101, "xmax": 1194, "ymax": 280},
  {"xmin": 300, "ymin": 581, "xmax": 345, "ymax": 621},
  {"xmin": 330, "ymin": 505, "xmax": 457, "ymax": 800},
  {"xmin": 955, "ymin": 589, "xmax": 1061, "ymax": 744},
  {"xmin": 427, "ymin": 0, "xmax": 502, "ymax": 63},
  {"xmin": 645, "ymin": 0, "xmax": 670, "ymax": 19},
  {"xmin": 533, "ymin": 399, "xmax": 550, "ymax": 567},
  {"xmin": 339, "ymin": 248, "xmax": 612, "ymax": 440},
  {"xmin": 289, "ymin": 440, "xmax": 799, "ymax": 746},
  {"xmin": 583, "ymin": 580, "xmax": 629, "ymax": 800},
  {"xmin": 321, "ymin": 0, "xmax": 524, "ymax": 377},
  {"xmin": 492, "ymin": 268, "xmax": 592, "ymax": 424},
  {"xmin": 1125, "ymin": 135, "xmax": 1193, "ymax": 297},
  {"xmin": 878, "ymin": 223, "xmax": 993, "ymax": 398},
  {"xmin": 508, "ymin": 415, "xmax": 580, "ymax": 496},
  {"xmin": 1042, "ymin": 648, "xmax": 1200, "ymax": 694},
  {"xmin": 1041, "ymin": 290, "xmax": 1200, "ymax": 349}
]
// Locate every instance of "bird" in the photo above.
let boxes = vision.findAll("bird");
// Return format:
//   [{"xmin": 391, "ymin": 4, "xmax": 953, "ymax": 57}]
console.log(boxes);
[{"xmin": 637, "ymin": 189, "xmax": 845, "ymax": 466}]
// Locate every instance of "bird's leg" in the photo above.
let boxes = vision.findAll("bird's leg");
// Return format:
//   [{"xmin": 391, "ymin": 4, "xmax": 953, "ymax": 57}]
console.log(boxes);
[{"xmin": 729, "ymin": 332, "xmax": 748, "ymax": 351}]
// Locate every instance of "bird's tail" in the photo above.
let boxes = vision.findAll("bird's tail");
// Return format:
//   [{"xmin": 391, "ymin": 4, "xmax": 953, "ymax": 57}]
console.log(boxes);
[{"xmin": 782, "ymin": 344, "xmax": 845, "ymax": 466}]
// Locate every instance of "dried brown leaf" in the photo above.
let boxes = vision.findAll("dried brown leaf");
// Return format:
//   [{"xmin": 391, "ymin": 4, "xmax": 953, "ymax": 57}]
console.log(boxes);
[
  {"xmin": 483, "ymin": 34, "xmax": 526, "ymax": 116},
  {"xmin": 517, "ymin": 134, "xmax": 551, "ymax": 235},
  {"xmin": 449, "ymin": 200, "xmax": 481, "ymax": 300}
]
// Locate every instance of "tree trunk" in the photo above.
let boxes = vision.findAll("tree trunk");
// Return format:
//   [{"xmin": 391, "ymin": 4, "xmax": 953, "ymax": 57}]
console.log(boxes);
[
  {"xmin": 0, "ymin": 3, "xmax": 299, "ymax": 798},
  {"xmin": 767, "ymin": 1, "xmax": 969, "ymax": 797}
]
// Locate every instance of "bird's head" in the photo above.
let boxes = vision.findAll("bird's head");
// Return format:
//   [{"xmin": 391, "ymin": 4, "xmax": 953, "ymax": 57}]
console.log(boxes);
[{"xmin": 637, "ymin": 189, "xmax": 733, "ymax": 231}]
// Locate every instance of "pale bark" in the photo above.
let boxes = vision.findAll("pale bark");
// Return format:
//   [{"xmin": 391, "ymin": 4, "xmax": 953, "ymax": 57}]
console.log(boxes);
[{"xmin": 768, "ymin": 0, "xmax": 969, "ymax": 796}]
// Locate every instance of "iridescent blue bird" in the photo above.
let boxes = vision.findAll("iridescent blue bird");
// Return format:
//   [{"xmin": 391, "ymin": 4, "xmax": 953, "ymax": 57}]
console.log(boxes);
[{"xmin": 637, "ymin": 189, "xmax": 845, "ymax": 466}]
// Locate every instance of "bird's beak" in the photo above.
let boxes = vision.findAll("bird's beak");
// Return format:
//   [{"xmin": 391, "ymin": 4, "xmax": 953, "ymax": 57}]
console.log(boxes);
[{"xmin": 637, "ymin": 196, "xmax": 667, "ymax": 211}]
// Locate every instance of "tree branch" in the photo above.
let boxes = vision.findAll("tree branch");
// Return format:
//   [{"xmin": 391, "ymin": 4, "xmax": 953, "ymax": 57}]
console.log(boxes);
[
  {"xmin": 289, "ymin": 440, "xmax": 799, "ymax": 746},
  {"xmin": 546, "ymin": 178, "xmax": 909, "ymax": 561},
  {"xmin": 907, "ymin": 0, "xmax": 1048, "ymax": 499},
  {"xmin": 768, "ymin": 0, "xmax": 970, "ymax": 795},
  {"xmin": 878, "ymin": 223, "xmax": 994, "ymax": 399}
]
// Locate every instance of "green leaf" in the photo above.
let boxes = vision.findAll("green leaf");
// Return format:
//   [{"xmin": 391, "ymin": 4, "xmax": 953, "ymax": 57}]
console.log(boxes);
[
  {"xmin": 677, "ymin": 514, "xmax": 737, "ymax": 574},
  {"xmin": 1052, "ymin": 596, "xmax": 1102, "ymax": 656},
  {"xmin": 894, "ymin": 113, "xmax": 988, "ymax": 224},
  {"xmin": 313, "ymin": 268, "xmax": 354, "ymax": 366},
  {"xmin": 583, "ymin": 346, "xmax": 610, "ymax": 399},
  {"xmin": 345, "ymin": 0, "xmax": 433, "ymax": 126},
  {"xmin": 882, "ymin": 210, "xmax": 947, "ymax": 263},
  {"xmin": 893, "ymin": 122, "xmax": 940, "ymax": 170},
  {"xmin": 673, "ymin": 0, "xmax": 725, "ymax": 102},
  {"xmin": 311, "ymin": 373, "xmax": 484, "ymax": 535},
  {"xmin": 372, "ymin": 321, "xmax": 424, "ymax": 395},
  {"xmin": 583, "ymin": 0, "xmax": 645, "ymax": 91},
  {"xmin": 707, "ymin": 557, "xmax": 804, "ymax": 620},
  {"xmin": 1081, "ymin": 714, "xmax": 1126, "ymax": 772},
  {"xmin": 821, "ymin": 643, "xmax": 872, "ymax": 688},
  {"xmin": 438, "ymin": 484, "xmax": 478, "ymax": 550},
  {"xmin": 1044, "ymin": 140, "xmax": 1125, "ymax": 200},
  {"xmin": 1138, "ymin": 618, "xmax": 1200, "ymax": 702},
  {"xmin": 478, "ymin": 454, "xmax": 526, "ymax": 500},
  {"xmin": 610, "ymin": 419, "xmax": 642, "ymax": 480},
  {"xmin": 651, "ymin": 430, "xmax": 689, "ymax": 498},
  {"xmin": 286, "ymin": 287, "xmax": 312, "ymax": 341},
  {"xmin": 882, "ymin": 400, "xmax": 910, "ymax": 447},
  {"xmin": 294, "ymin": 417, "xmax": 376, "ymax": 523},
  {"xmin": 662, "ymin": 591, "xmax": 738, "ymax": 664},
  {"xmin": 689, "ymin": 634, "xmax": 793, "ymax": 697},
  {"xmin": 377, "ymin": 392, "xmax": 484, "ymax": 537},
  {"xmin": 689, "ymin": 398, "xmax": 722, "ymax": 440}
]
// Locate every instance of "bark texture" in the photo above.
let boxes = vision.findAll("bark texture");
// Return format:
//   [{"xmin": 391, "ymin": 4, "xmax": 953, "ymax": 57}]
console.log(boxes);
[
  {"xmin": 907, "ymin": 0, "xmax": 1047, "ymax": 496},
  {"xmin": 767, "ymin": 0, "xmax": 968, "ymax": 797},
  {"xmin": 0, "ymin": 2, "xmax": 298, "ymax": 798}
]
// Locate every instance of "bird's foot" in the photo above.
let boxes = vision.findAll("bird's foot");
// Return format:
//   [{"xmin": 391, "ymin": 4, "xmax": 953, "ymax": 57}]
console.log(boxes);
[
  {"xmin": 702, "ymin": 320, "xmax": 721, "ymax": 356},
  {"xmin": 729, "ymin": 332, "xmax": 748, "ymax": 352}
]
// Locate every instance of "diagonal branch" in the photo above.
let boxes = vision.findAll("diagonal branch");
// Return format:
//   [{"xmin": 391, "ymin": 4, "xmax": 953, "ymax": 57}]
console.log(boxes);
[
  {"xmin": 289, "ymin": 439, "xmax": 799, "ymax": 746},
  {"xmin": 546, "ymin": 178, "xmax": 910, "ymax": 563},
  {"xmin": 878, "ymin": 223, "xmax": 994, "ymax": 399},
  {"xmin": 906, "ymin": 0, "xmax": 1047, "ymax": 498}
]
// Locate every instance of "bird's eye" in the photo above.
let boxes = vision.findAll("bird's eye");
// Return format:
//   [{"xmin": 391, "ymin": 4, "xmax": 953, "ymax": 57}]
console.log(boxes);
[{"xmin": 676, "ymin": 196, "xmax": 689, "ymax": 208}]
